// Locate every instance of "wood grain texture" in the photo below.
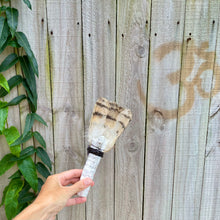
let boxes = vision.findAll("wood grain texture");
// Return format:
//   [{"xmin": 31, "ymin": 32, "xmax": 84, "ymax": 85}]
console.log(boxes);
[
  {"xmin": 172, "ymin": 1, "xmax": 220, "ymax": 219},
  {"xmin": 115, "ymin": 0, "xmax": 150, "ymax": 219},
  {"xmin": 1, "ymin": 0, "xmax": 220, "ymax": 219},
  {"xmin": 143, "ymin": 0, "xmax": 186, "ymax": 219},
  {"xmin": 46, "ymin": 0, "xmax": 85, "ymax": 219},
  {"xmin": 199, "ymin": 12, "xmax": 220, "ymax": 219},
  {"xmin": 82, "ymin": 0, "xmax": 116, "ymax": 219}
]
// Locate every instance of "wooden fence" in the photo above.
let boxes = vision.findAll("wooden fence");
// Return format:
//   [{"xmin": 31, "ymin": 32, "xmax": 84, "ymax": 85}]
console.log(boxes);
[{"xmin": 0, "ymin": 0, "xmax": 220, "ymax": 219}]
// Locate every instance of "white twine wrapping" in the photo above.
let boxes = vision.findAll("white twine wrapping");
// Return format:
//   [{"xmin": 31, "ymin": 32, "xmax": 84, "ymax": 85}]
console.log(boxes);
[{"xmin": 77, "ymin": 153, "xmax": 102, "ymax": 197}]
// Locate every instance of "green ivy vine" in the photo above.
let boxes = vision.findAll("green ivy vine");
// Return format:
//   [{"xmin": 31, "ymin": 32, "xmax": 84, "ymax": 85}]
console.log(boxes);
[{"xmin": 0, "ymin": 0, "xmax": 51, "ymax": 219}]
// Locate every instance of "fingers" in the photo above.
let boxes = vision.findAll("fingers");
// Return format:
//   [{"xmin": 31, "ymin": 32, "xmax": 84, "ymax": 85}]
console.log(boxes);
[
  {"xmin": 66, "ymin": 197, "xmax": 87, "ymax": 207},
  {"xmin": 66, "ymin": 178, "xmax": 94, "ymax": 196},
  {"xmin": 61, "ymin": 177, "xmax": 80, "ymax": 186},
  {"xmin": 58, "ymin": 169, "xmax": 82, "ymax": 185}
]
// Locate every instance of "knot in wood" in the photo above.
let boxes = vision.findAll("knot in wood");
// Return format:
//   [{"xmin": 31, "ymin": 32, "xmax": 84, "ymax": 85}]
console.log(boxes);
[
  {"xmin": 128, "ymin": 141, "xmax": 139, "ymax": 152},
  {"xmin": 136, "ymin": 45, "xmax": 146, "ymax": 58},
  {"xmin": 149, "ymin": 110, "xmax": 165, "ymax": 131}
]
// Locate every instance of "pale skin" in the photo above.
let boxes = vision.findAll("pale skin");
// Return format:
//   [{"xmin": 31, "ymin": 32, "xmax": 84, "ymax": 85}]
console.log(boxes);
[{"xmin": 13, "ymin": 169, "xmax": 94, "ymax": 220}]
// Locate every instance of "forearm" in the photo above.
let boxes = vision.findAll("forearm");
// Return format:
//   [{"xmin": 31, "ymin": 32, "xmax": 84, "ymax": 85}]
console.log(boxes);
[{"xmin": 13, "ymin": 201, "xmax": 50, "ymax": 220}]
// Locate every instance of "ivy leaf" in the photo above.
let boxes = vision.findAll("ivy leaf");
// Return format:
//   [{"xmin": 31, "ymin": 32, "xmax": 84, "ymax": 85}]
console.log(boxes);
[
  {"xmin": 18, "ymin": 157, "xmax": 38, "ymax": 192},
  {"xmin": 4, "ymin": 94, "xmax": 26, "ymax": 107},
  {"xmin": 0, "ymin": 185, "xmax": 9, "ymax": 207},
  {"xmin": 36, "ymin": 162, "xmax": 50, "ymax": 178},
  {"xmin": 23, "ymin": 0, "xmax": 32, "ymax": 10},
  {"xmin": 5, "ymin": 178, "xmax": 24, "ymax": 220},
  {"xmin": 0, "ymin": 73, "xmax": 9, "ymax": 92},
  {"xmin": 10, "ymin": 131, "xmax": 33, "ymax": 147},
  {"xmin": 38, "ymin": 178, "xmax": 44, "ymax": 192},
  {"xmin": 6, "ymin": 7, "xmax": 18, "ymax": 37},
  {"xmin": 0, "ymin": 35, "xmax": 11, "ymax": 55},
  {"xmin": 18, "ymin": 191, "xmax": 35, "ymax": 204},
  {"xmin": 0, "ymin": 153, "xmax": 16, "ymax": 176},
  {"xmin": 0, "ymin": 6, "xmax": 7, "ymax": 13},
  {"xmin": 20, "ymin": 56, "xmax": 37, "ymax": 111},
  {"xmin": 0, "ymin": 75, "xmax": 23, "ymax": 98},
  {"xmin": 3, "ymin": 126, "xmax": 21, "ymax": 157},
  {"xmin": 18, "ymin": 181, "xmax": 30, "ymax": 198},
  {"xmin": 22, "ymin": 79, "xmax": 36, "ymax": 112},
  {"xmin": 18, "ymin": 146, "xmax": 35, "ymax": 160},
  {"xmin": 23, "ymin": 113, "xmax": 34, "ymax": 137},
  {"xmin": 0, "ymin": 101, "xmax": 8, "ymax": 132},
  {"xmin": 0, "ymin": 17, "xmax": 10, "ymax": 50},
  {"xmin": 33, "ymin": 131, "xmax": 46, "ymax": 148},
  {"xmin": 8, "ymin": 38, "xmax": 21, "ymax": 48},
  {"xmin": 8, "ymin": 170, "xmax": 21, "ymax": 179},
  {"xmin": 0, "ymin": 53, "xmax": 19, "ymax": 72},
  {"xmin": 36, "ymin": 147, "xmax": 52, "ymax": 170},
  {"xmin": 16, "ymin": 203, "xmax": 28, "ymax": 215},
  {"xmin": 15, "ymin": 32, "xmax": 38, "ymax": 76},
  {"xmin": 32, "ymin": 113, "xmax": 47, "ymax": 126}
]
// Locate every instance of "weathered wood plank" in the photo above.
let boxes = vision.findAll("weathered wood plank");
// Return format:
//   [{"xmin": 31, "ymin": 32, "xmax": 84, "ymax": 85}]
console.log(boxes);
[
  {"xmin": 172, "ymin": 1, "xmax": 220, "ymax": 219},
  {"xmin": 199, "ymin": 12, "xmax": 220, "ymax": 219},
  {"xmin": 82, "ymin": 0, "xmax": 116, "ymax": 220},
  {"xmin": 143, "ymin": 0, "xmax": 186, "ymax": 219},
  {"xmin": 115, "ymin": 0, "xmax": 150, "ymax": 219},
  {"xmin": 46, "ymin": 0, "xmax": 85, "ymax": 219}
]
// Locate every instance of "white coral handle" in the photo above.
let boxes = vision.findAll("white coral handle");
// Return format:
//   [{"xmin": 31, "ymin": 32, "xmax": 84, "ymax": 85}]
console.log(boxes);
[{"xmin": 77, "ymin": 153, "xmax": 101, "ymax": 197}]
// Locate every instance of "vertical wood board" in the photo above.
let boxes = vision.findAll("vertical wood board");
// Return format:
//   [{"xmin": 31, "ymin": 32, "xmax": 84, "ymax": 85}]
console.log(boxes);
[{"xmin": 82, "ymin": 0, "xmax": 116, "ymax": 220}]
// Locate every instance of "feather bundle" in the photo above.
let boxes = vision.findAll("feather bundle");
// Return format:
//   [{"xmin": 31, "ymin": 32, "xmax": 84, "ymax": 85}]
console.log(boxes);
[{"xmin": 88, "ymin": 97, "xmax": 132, "ymax": 152}]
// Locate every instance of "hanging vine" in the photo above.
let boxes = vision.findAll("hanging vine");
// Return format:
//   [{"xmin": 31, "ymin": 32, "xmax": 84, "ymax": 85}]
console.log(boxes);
[{"xmin": 0, "ymin": 0, "xmax": 51, "ymax": 219}]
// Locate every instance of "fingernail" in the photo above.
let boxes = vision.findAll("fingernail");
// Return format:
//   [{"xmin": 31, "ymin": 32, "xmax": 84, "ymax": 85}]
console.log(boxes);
[{"xmin": 84, "ymin": 178, "xmax": 92, "ymax": 186}]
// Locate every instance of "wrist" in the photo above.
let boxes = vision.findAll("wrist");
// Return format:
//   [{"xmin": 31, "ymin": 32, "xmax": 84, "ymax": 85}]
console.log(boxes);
[{"xmin": 13, "ymin": 200, "xmax": 50, "ymax": 220}]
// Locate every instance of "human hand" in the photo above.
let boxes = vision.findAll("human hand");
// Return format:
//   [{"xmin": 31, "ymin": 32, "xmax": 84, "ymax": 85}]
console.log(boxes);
[{"xmin": 14, "ymin": 169, "xmax": 94, "ymax": 220}]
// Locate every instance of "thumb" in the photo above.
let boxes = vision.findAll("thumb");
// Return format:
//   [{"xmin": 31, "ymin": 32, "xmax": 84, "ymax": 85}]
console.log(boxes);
[{"xmin": 67, "ymin": 178, "xmax": 94, "ymax": 196}]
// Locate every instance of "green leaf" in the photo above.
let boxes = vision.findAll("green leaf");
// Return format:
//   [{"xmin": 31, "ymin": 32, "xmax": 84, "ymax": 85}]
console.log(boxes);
[
  {"xmin": 18, "ymin": 191, "xmax": 35, "ymax": 204},
  {"xmin": 0, "ymin": 75, "xmax": 23, "ymax": 97},
  {"xmin": 23, "ymin": 113, "xmax": 34, "ymax": 136},
  {"xmin": 18, "ymin": 157, "xmax": 38, "ymax": 192},
  {"xmin": 0, "ymin": 53, "xmax": 19, "ymax": 72},
  {"xmin": 0, "ymin": 101, "xmax": 8, "ymax": 132},
  {"xmin": 23, "ymin": 0, "xmax": 32, "ymax": 10},
  {"xmin": 0, "ymin": 73, "xmax": 9, "ymax": 92},
  {"xmin": 0, "ymin": 35, "xmax": 11, "ymax": 55},
  {"xmin": 6, "ymin": 7, "xmax": 18, "ymax": 37},
  {"xmin": 22, "ymin": 79, "xmax": 36, "ymax": 112},
  {"xmin": 10, "ymin": 131, "xmax": 33, "ymax": 147},
  {"xmin": 36, "ymin": 162, "xmax": 50, "ymax": 178},
  {"xmin": 33, "ymin": 131, "xmax": 46, "ymax": 148},
  {"xmin": 4, "ymin": 94, "xmax": 26, "ymax": 107},
  {"xmin": 0, "ymin": 6, "xmax": 7, "ymax": 13},
  {"xmin": 0, "ymin": 154, "xmax": 16, "ymax": 176},
  {"xmin": 20, "ymin": 56, "xmax": 37, "ymax": 111},
  {"xmin": 8, "ymin": 39, "xmax": 21, "ymax": 48},
  {"xmin": 32, "ymin": 113, "xmax": 47, "ymax": 126},
  {"xmin": 18, "ymin": 146, "xmax": 35, "ymax": 160},
  {"xmin": 3, "ymin": 126, "xmax": 21, "ymax": 157},
  {"xmin": 0, "ymin": 185, "xmax": 9, "ymax": 207},
  {"xmin": 5, "ymin": 178, "xmax": 24, "ymax": 220},
  {"xmin": 15, "ymin": 32, "xmax": 38, "ymax": 76},
  {"xmin": 16, "ymin": 202, "xmax": 28, "ymax": 215},
  {"xmin": 0, "ymin": 17, "xmax": 10, "ymax": 50},
  {"xmin": 38, "ymin": 178, "xmax": 44, "ymax": 192},
  {"xmin": 8, "ymin": 170, "xmax": 21, "ymax": 179},
  {"xmin": 36, "ymin": 147, "xmax": 52, "ymax": 170},
  {"xmin": 18, "ymin": 181, "xmax": 30, "ymax": 198}
]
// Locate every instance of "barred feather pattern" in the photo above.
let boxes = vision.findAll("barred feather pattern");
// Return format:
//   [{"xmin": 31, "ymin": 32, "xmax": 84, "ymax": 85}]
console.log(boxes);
[{"xmin": 88, "ymin": 98, "xmax": 132, "ymax": 152}]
